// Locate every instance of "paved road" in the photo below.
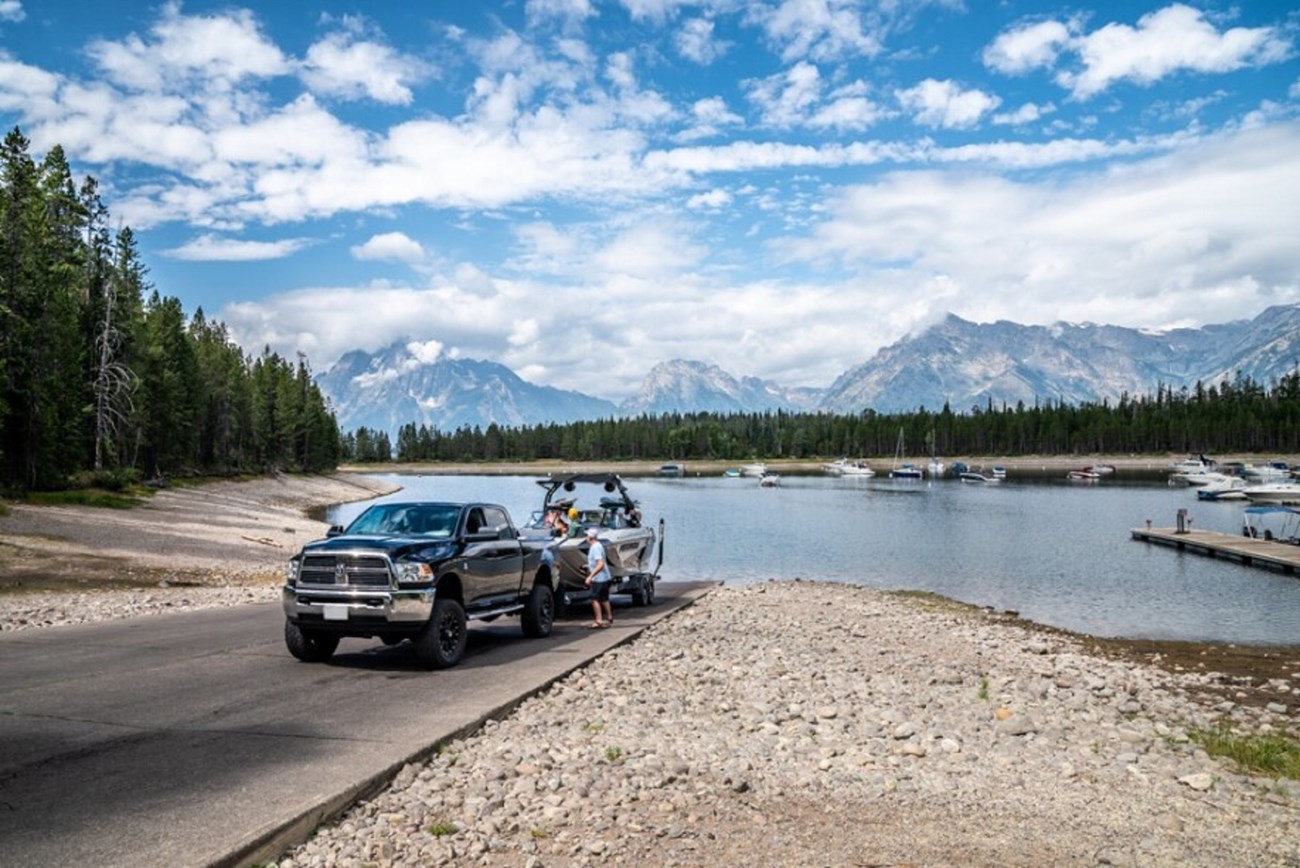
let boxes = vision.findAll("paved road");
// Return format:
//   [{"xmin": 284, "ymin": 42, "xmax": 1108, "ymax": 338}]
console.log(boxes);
[{"xmin": 0, "ymin": 582, "xmax": 715, "ymax": 867}]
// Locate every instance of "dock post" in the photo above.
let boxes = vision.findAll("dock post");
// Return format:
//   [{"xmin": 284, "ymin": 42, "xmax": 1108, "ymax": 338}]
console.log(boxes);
[{"xmin": 1176, "ymin": 508, "xmax": 1189, "ymax": 534}]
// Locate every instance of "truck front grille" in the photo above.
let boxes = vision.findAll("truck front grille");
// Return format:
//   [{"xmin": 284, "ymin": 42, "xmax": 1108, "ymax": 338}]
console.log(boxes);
[{"xmin": 300, "ymin": 554, "xmax": 393, "ymax": 587}]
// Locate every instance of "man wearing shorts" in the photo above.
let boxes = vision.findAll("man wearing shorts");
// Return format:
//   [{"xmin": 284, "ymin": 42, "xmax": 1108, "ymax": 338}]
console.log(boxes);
[{"xmin": 585, "ymin": 526, "xmax": 613, "ymax": 627}]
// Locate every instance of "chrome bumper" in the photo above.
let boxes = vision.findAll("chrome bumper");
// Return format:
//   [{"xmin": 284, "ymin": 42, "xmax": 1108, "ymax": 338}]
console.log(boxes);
[{"xmin": 281, "ymin": 585, "xmax": 435, "ymax": 624}]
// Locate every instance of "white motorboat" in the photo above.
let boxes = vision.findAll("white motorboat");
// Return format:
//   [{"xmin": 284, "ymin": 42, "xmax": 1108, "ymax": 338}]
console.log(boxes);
[
  {"xmin": 1243, "ymin": 481, "xmax": 1300, "ymax": 506},
  {"xmin": 740, "ymin": 462, "xmax": 768, "ymax": 477},
  {"xmin": 959, "ymin": 471, "xmax": 995, "ymax": 483},
  {"xmin": 927, "ymin": 459, "xmax": 946, "ymax": 478},
  {"xmin": 991, "ymin": 466, "xmax": 1007, "ymax": 479},
  {"xmin": 657, "ymin": 462, "xmax": 686, "ymax": 477},
  {"xmin": 522, "ymin": 473, "xmax": 661, "ymax": 605},
  {"xmin": 1169, "ymin": 454, "xmax": 1216, "ymax": 483},
  {"xmin": 823, "ymin": 457, "xmax": 874, "ymax": 477},
  {"xmin": 1196, "ymin": 474, "xmax": 1249, "ymax": 501},
  {"xmin": 759, "ymin": 471, "xmax": 781, "ymax": 487},
  {"xmin": 1242, "ymin": 461, "xmax": 1291, "ymax": 482},
  {"xmin": 1067, "ymin": 467, "xmax": 1100, "ymax": 481}
]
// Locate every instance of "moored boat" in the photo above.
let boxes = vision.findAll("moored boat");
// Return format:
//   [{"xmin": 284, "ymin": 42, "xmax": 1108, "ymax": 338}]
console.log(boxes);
[
  {"xmin": 1243, "ymin": 481, "xmax": 1300, "ymax": 506},
  {"xmin": 1196, "ymin": 474, "xmax": 1249, "ymax": 501},
  {"xmin": 759, "ymin": 471, "xmax": 781, "ymax": 487},
  {"xmin": 657, "ymin": 462, "xmax": 686, "ymax": 478},
  {"xmin": 740, "ymin": 462, "xmax": 768, "ymax": 477},
  {"xmin": 1067, "ymin": 467, "xmax": 1101, "ymax": 481}
]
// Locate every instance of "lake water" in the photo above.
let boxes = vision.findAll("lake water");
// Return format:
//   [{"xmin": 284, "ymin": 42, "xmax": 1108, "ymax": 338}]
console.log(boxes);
[{"xmin": 327, "ymin": 472, "xmax": 1300, "ymax": 646}]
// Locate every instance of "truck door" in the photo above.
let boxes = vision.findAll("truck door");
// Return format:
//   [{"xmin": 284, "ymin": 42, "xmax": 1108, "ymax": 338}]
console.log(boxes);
[{"xmin": 463, "ymin": 505, "xmax": 525, "ymax": 604}]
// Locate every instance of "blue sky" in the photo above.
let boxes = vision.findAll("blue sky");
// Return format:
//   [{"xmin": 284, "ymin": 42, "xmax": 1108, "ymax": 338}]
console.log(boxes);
[{"xmin": 1, "ymin": 1, "xmax": 1297, "ymax": 399}]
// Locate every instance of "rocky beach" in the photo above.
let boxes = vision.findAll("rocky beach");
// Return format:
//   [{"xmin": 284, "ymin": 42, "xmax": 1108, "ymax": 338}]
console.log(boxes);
[{"xmin": 1, "ymin": 471, "xmax": 1298, "ymax": 865}]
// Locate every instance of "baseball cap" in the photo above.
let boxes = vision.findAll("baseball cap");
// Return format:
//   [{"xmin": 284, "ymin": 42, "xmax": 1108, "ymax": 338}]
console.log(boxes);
[{"xmin": 585, "ymin": 527, "xmax": 598, "ymax": 538}]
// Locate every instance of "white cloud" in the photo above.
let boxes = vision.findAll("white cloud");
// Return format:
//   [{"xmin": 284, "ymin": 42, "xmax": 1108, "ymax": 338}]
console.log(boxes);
[
  {"xmin": 86, "ymin": 1, "xmax": 287, "ymax": 93},
  {"xmin": 676, "ymin": 17, "xmax": 728, "ymax": 65},
  {"xmin": 677, "ymin": 95, "xmax": 744, "ymax": 141},
  {"xmin": 746, "ymin": 61, "xmax": 822, "ymax": 127},
  {"xmin": 992, "ymin": 102, "xmax": 1054, "ymax": 126},
  {"xmin": 526, "ymin": 0, "xmax": 596, "ymax": 27},
  {"xmin": 0, "ymin": 1, "xmax": 24, "ymax": 23},
  {"xmin": 1058, "ymin": 4, "xmax": 1291, "ymax": 100},
  {"xmin": 163, "ymin": 233, "xmax": 314, "ymax": 261},
  {"xmin": 300, "ymin": 28, "xmax": 429, "ymax": 105},
  {"xmin": 983, "ymin": 19, "xmax": 1072, "ymax": 75},
  {"xmin": 753, "ymin": 0, "xmax": 883, "ymax": 63},
  {"xmin": 351, "ymin": 232, "xmax": 426, "ymax": 263},
  {"xmin": 774, "ymin": 122, "xmax": 1300, "ymax": 331},
  {"xmin": 896, "ymin": 79, "xmax": 1000, "ymax": 129},
  {"xmin": 406, "ymin": 338, "xmax": 445, "ymax": 363},
  {"xmin": 687, "ymin": 188, "xmax": 732, "ymax": 209}
]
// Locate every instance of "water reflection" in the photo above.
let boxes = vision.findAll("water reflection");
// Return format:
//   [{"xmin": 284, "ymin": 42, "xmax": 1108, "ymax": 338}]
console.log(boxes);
[{"xmin": 326, "ymin": 473, "xmax": 1300, "ymax": 645}]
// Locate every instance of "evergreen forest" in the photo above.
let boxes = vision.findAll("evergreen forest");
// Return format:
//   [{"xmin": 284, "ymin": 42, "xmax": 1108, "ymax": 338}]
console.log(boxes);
[
  {"xmin": 344, "ymin": 374, "xmax": 1300, "ymax": 464},
  {"xmin": 0, "ymin": 128, "xmax": 339, "ymax": 491}
]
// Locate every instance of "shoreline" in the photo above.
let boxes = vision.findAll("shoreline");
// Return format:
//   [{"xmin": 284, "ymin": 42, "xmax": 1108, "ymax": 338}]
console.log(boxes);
[{"xmin": 340, "ymin": 451, "xmax": 1295, "ymax": 477}]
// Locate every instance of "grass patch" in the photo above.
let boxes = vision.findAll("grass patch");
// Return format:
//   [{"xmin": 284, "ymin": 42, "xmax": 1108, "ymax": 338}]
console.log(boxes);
[
  {"xmin": 604, "ymin": 745, "xmax": 624, "ymax": 762},
  {"xmin": 427, "ymin": 821, "xmax": 458, "ymax": 837},
  {"xmin": 24, "ymin": 489, "xmax": 146, "ymax": 509},
  {"xmin": 1189, "ymin": 726, "xmax": 1300, "ymax": 779},
  {"xmin": 582, "ymin": 722, "xmax": 605, "ymax": 733},
  {"xmin": 978, "ymin": 677, "xmax": 990, "ymax": 701}
]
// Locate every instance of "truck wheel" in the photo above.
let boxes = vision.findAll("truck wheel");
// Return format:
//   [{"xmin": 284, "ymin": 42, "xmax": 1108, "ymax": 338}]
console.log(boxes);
[
  {"xmin": 284, "ymin": 620, "xmax": 339, "ymax": 663},
  {"xmin": 522, "ymin": 582, "xmax": 554, "ymax": 638},
  {"xmin": 413, "ymin": 598, "xmax": 467, "ymax": 669}
]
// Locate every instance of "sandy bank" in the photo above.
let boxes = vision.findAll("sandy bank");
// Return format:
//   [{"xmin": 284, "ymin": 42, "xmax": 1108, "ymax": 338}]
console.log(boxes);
[{"xmin": 0, "ymin": 473, "xmax": 399, "ymax": 593}]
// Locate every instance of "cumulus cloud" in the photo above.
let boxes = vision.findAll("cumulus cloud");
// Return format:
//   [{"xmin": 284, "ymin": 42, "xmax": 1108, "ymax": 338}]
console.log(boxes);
[
  {"xmin": 896, "ymin": 79, "xmax": 1000, "ymax": 129},
  {"xmin": 746, "ymin": 61, "xmax": 823, "ymax": 127},
  {"xmin": 983, "ymin": 19, "xmax": 1072, "ymax": 75},
  {"xmin": 163, "ymin": 233, "xmax": 314, "ymax": 261},
  {"xmin": 351, "ymin": 232, "xmax": 426, "ymax": 263},
  {"xmin": 753, "ymin": 0, "xmax": 883, "ymax": 63},
  {"xmin": 300, "ymin": 26, "xmax": 430, "ymax": 104},
  {"xmin": 774, "ymin": 122, "xmax": 1300, "ymax": 331},
  {"xmin": 676, "ymin": 17, "xmax": 728, "ymax": 64},
  {"xmin": 0, "ymin": 1, "xmax": 24, "ymax": 23},
  {"xmin": 1059, "ymin": 4, "xmax": 1291, "ymax": 99},
  {"xmin": 687, "ymin": 188, "xmax": 732, "ymax": 209},
  {"xmin": 984, "ymin": 5, "xmax": 1292, "ymax": 101}
]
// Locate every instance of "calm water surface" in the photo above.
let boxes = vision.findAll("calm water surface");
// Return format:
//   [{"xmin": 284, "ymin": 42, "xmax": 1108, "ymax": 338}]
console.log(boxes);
[{"xmin": 328, "ymin": 473, "xmax": 1300, "ymax": 646}]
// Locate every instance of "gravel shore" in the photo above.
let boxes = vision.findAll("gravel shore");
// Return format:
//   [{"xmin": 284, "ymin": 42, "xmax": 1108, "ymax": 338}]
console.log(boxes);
[{"xmin": 270, "ymin": 581, "xmax": 1299, "ymax": 867}]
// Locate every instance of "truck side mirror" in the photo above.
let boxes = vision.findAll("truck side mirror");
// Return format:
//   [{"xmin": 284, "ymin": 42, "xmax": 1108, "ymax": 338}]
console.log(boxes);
[{"xmin": 326, "ymin": 524, "xmax": 345, "ymax": 537}]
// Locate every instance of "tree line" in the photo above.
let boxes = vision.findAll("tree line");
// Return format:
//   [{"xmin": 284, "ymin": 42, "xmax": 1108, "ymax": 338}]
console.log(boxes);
[
  {"xmin": 342, "ymin": 371, "xmax": 1300, "ymax": 464},
  {"xmin": 0, "ymin": 127, "xmax": 340, "ymax": 491}
]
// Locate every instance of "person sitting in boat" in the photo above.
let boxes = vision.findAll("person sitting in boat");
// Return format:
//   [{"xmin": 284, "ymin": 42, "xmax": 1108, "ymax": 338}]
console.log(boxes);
[
  {"xmin": 626, "ymin": 507, "xmax": 642, "ymax": 528},
  {"xmin": 551, "ymin": 509, "xmax": 569, "ymax": 538}
]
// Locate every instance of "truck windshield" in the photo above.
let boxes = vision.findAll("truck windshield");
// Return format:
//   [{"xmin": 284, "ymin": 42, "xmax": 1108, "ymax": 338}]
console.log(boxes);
[{"xmin": 346, "ymin": 504, "xmax": 460, "ymax": 538}]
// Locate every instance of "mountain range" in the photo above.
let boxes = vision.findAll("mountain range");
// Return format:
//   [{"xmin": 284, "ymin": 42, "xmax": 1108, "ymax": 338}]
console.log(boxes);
[{"xmin": 318, "ymin": 304, "xmax": 1300, "ymax": 435}]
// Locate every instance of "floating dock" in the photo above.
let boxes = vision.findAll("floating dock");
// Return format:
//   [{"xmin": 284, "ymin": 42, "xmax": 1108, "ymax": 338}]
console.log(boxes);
[{"xmin": 1131, "ymin": 527, "xmax": 1300, "ymax": 574}]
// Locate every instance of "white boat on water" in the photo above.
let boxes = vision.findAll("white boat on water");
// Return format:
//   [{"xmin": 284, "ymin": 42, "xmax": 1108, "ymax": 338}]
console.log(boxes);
[
  {"xmin": 759, "ymin": 471, "xmax": 781, "ymax": 487},
  {"xmin": 740, "ymin": 462, "xmax": 768, "ymax": 477},
  {"xmin": 991, "ymin": 466, "xmax": 1007, "ymax": 479},
  {"xmin": 1196, "ymin": 474, "xmax": 1249, "ymax": 501},
  {"xmin": 1067, "ymin": 467, "xmax": 1101, "ymax": 481},
  {"xmin": 1242, "ymin": 461, "xmax": 1292, "ymax": 482},
  {"xmin": 823, "ymin": 457, "xmax": 875, "ymax": 477},
  {"xmin": 959, "ymin": 471, "xmax": 996, "ymax": 483},
  {"xmin": 1243, "ymin": 481, "xmax": 1300, "ymax": 506},
  {"xmin": 1169, "ymin": 454, "xmax": 1216, "ymax": 483},
  {"xmin": 889, "ymin": 428, "xmax": 924, "ymax": 479}
]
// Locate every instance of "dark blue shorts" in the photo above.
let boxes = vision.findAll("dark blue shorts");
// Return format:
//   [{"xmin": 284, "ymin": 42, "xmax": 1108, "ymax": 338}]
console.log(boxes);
[{"xmin": 591, "ymin": 580, "xmax": 612, "ymax": 602}]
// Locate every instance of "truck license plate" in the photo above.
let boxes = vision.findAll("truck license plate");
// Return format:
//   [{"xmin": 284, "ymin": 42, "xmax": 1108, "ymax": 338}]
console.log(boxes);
[{"xmin": 323, "ymin": 604, "xmax": 349, "ymax": 621}]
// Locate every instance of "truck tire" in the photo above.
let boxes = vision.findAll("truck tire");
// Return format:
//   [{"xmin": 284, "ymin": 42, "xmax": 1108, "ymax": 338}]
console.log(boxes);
[
  {"xmin": 521, "ymin": 582, "xmax": 555, "ymax": 638},
  {"xmin": 284, "ymin": 620, "xmax": 340, "ymax": 663},
  {"xmin": 413, "ymin": 597, "xmax": 467, "ymax": 669}
]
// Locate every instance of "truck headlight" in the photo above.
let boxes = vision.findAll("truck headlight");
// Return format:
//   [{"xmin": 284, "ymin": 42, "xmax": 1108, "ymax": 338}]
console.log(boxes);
[
  {"xmin": 286, "ymin": 558, "xmax": 300, "ymax": 585},
  {"xmin": 396, "ymin": 562, "xmax": 433, "ymax": 586}
]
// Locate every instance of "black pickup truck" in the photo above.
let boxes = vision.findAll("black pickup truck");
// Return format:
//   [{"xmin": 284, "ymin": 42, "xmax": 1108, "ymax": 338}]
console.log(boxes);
[{"xmin": 282, "ymin": 501, "xmax": 555, "ymax": 669}]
